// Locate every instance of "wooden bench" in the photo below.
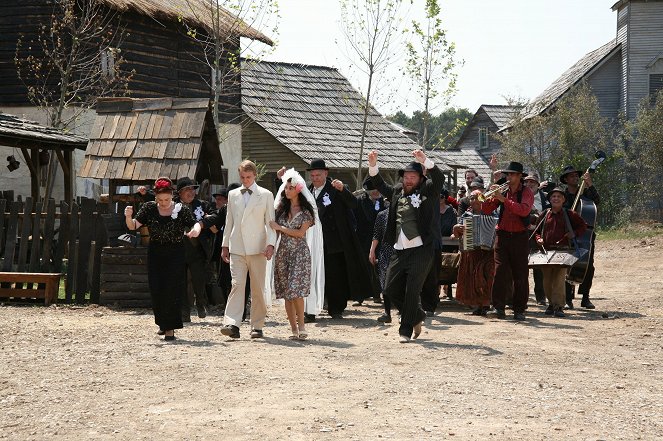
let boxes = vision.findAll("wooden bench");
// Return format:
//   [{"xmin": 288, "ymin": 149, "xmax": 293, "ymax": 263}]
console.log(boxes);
[{"xmin": 0, "ymin": 272, "xmax": 62, "ymax": 305}]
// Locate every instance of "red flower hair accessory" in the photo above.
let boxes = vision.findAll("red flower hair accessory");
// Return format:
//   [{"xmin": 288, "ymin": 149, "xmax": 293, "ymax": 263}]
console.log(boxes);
[{"xmin": 154, "ymin": 178, "xmax": 172, "ymax": 191}]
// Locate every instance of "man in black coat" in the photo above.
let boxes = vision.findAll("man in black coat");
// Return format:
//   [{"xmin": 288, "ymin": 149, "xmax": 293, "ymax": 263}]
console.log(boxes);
[
  {"xmin": 367, "ymin": 149, "xmax": 445, "ymax": 343},
  {"xmin": 175, "ymin": 177, "xmax": 215, "ymax": 321},
  {"xmin": 307, "ymin": 159, "xmax": 377, "ymax": 319},
  {"xmin": 353, "ymin": 178, "xmax": 386, "ymax": 305}
]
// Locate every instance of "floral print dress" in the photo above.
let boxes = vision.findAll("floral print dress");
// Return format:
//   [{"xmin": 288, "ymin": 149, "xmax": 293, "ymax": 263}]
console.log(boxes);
[{"xmin": 273, "ymin": 210, "xmax": 314, "ymax": 300}]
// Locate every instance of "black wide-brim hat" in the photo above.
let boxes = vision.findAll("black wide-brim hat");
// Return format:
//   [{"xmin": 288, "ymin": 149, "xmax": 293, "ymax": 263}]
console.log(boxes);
[
  {"xmin": 176, "ymin": 177, "xmax": 199, "ymax": 192},
  {"xmin": 306, "ymin": 158, "xmax": 329, "ymax": 171},
  {"xmin": 559, "ymin": 165, "xmax": 580, "ymax": 184},
  {"xmin": 212, "ymin": 188, "xmax": 229, "ymax": 198},
  {"xmin": 547, "ymin": 187, "xmax": 567, "ymax": 201},
  {"xmin": 362, "ymin": 177, "xmax": 377, "ymax": 191},
  {"xmin": 398, "ymin": 161, "xmax": 426, "ymax": 178},
  {"xmin": 499, "ymin": 161, "xmax": 527, "ymax": 177}
]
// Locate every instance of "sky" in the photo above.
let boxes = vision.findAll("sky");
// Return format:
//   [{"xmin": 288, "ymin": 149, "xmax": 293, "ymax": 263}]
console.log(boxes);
[{"xmin": 252, "ymin": 0, "xmax": 619, "ymax": 116}]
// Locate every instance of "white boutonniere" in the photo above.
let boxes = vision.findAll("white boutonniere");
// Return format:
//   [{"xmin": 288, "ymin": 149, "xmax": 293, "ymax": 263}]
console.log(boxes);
[
  {"xmin": 322, "ymin": 192, "xmax": 332, "ymax": 207},
  {"xmin": 171, "ymin": 203, "xmax": 182, "ymax": 219},
  {"xmin": 409, "ymin": 193, "xmax": 422, "ymax": 208},
  {"xmin": 193, "ymin": 205, "xmax": 205, "ymax": 221}
]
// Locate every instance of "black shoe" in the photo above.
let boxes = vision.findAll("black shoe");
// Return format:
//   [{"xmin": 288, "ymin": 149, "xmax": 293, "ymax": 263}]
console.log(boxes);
[
  {"xmin": 182, "ymin": 315, "xmax": 192, "ymax": 323},
  {"xmin": 545, "ymin": 305, "xmax": 554, "ymax": 315},
  {"xmin": 513, "ymin": 312, "xmax": 526, "ymax": 321},
  {"xmin": 580, "ymin": 298, "xmax": 595, "ymax": 309},
  {"xmin": 537, "ymin": 300, "xmax": 547, "ymax": 306},
  {"xmin": 197, "ymin": 305, "xmax": 207, "ymax": 319},
  {"xmin": 221, "ymin": 325, "xmax": 240, "ymax": 339},
  {"xmin": 471, "ymin": 307, "xmax": 487, "ymax": 316},
  {"xmin": 250, "ymin": 329, "xmax": 263, "ymax": 339},
  {"xmin": 330, "ymin": 313, "xmax": 343, "ymax": 319},
  {"xmin": 494, "ymin": 309, "xmax": 506, "ymax": 319},
  {"xmin": 554, "ymin": 308, "xmax": 566, "ymax": 318},
  {"xmin": 425, "ymin": 310, "xmax": 435, "ymax": 317},
  {"xmin": 377, "ymin": 313, "xmax": 392, "ymax": 323},
  {"xmin": 565, "ymin": 301, "xmax": 574, "ymax": 310},
  {"xmin": 304, "ymin": 314, "xmax": 316, "ymax": 323},
  {"xmin": 164, "ymin": 333, "xmax": 176, "ymax": 341}
]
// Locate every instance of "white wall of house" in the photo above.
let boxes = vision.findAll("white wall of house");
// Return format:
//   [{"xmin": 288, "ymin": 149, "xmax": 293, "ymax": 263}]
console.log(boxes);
[{"xmin": 0, "ymin": 106, "xmax": 100, "ymax": 200}]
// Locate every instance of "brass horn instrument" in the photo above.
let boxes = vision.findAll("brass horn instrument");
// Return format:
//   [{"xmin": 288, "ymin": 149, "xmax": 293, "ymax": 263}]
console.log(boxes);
[{"xmin": 477, "ymin": 181, "xmax": 510, "ymax": 202}]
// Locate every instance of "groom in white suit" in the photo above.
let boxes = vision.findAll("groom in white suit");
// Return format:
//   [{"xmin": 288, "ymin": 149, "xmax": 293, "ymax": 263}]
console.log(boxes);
[{"xmin": 220, "ymin": 160, "xmax": 276, "ymax": 339}]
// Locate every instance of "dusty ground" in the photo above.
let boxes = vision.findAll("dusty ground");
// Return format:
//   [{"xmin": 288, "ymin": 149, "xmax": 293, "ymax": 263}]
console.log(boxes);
[{"xmin": 1, "ymin": 237, "xmax": 662, "ymax": 440}]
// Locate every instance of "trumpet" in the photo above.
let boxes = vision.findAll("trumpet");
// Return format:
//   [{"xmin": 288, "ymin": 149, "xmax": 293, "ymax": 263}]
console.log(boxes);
[{"xmin": 477, "ymin": 182, "xmax": 509, "ymax": 202}]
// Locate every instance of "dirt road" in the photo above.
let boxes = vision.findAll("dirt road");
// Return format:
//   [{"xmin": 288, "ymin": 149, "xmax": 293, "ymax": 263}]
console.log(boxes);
[{"xmin": 1, "ymin": 237, "xmax": 662, "ymax": 440}]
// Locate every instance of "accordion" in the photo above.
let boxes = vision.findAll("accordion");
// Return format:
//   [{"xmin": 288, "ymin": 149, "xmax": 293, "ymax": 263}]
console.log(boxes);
[{"xmin": 461, "ymin": 214, "xmax": 498, "ymax": 251}]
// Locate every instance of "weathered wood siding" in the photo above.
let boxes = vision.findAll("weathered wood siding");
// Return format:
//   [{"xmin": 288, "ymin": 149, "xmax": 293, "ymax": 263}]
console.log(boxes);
[
  {"xmin": 455, "ymin": 109, "xmax": 503, "ymax": 160},
  {"xmin": 587, "ymin": 50, "xmax": 622, "ymax": 119},
  {"xmin": 0, "ymin": 1, "xmax": 241, "ymax": 122},
  {"xmin": 624, "ymin": 1, "xmax": 663, "ymax": 119}
]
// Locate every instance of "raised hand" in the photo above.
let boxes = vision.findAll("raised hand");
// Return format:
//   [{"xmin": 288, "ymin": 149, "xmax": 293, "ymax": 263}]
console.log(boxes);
[
  {"xmin": 412, "ymin": 149, "xmax": 427, "ymax": 164},
  {"xmin": 367, "ymin": 150, "xmax": 378, "ymax": 167},
  {"xmin": 582, "ymin": 171, "xmax": 593, "ymax": 187},
  {"xmin": 489, "ymin": 154, "xmax": 498, "ymax": 171},
  {"xmin": 124, "ymin": 206, "xmax": 134, "ymax": 218},
  {"xmin": 276, "ymin": 166, "xmax": 287, "ymax": 180},
  {"xmin": 331, "ymin": 179, "xmax": 344, "ymax": 191}
]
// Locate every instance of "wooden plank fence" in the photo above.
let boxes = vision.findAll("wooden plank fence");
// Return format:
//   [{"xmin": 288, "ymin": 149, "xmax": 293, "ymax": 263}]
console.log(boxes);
[{"xmin": 0, "ymin": 197, "xmax": 108, "ymax": 304}]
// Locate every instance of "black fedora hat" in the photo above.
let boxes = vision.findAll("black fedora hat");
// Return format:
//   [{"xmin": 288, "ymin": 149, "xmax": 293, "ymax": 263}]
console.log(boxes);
[
  {"xmin": 398, "ymin": 161, "xmax": 425, "ymax": 177},
  {"xmin": 499, "ymin": 161, "xmax": 527, "ymax": 177},
  {"xmin": 212, "ymin": 188, "xmax": 228, "ymax": 198},
  {"xmin": 546, "ymin": 187, "xmax": 567, "ymax": 201},
  {"xmin": 307, "ymin": 159, "xmax": 329, "ymax": 171},
  {"xmin": 176, "ymin": 177, "xmax": 199, "ymax": 192},
  {"xmin": 559, "ymin": 165, "xmax": 580, "ymax": 184},
  {"xmin": 362, "ymin": 177, "xmax": 377, "ymax": 191}
]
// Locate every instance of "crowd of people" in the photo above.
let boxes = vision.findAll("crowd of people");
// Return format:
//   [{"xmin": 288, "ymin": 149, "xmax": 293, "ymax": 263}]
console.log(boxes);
[{"xmin": 124, "ymin": 150, "xmax": 601, "ymax": 343}]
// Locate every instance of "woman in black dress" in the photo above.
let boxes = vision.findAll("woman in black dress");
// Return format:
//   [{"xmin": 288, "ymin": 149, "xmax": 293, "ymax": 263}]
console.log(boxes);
[{"xmin": 125, "ymin": 177, "xmax": 201, "ymax": 341}]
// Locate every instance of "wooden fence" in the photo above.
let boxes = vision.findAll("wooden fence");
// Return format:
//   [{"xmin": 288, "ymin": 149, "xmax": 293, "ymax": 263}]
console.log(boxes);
[{"xmin": 0, "ymin": 196, "xmax": 108, "ymax": 304}]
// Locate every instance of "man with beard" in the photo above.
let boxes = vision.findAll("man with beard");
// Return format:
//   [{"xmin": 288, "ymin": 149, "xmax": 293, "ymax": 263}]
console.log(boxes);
[
  {"xmin": 367, "ymin": 149, "xmax": 445, "ymax": 343},
  {"xmin": 305, "ymin": 159, "xmax": 376, "ymax": 320},
  {"xmin": 175, "ymin": 177, "xmax": 215, "ymax": 321}
]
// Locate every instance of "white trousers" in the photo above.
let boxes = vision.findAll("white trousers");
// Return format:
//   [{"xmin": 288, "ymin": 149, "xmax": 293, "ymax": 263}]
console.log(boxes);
[{"xmin": 223, "ymin": 253, "xmax": 268, "ymax": 329}]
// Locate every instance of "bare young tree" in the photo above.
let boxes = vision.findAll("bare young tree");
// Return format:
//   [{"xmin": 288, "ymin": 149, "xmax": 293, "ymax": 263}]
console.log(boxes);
[
  {"xmin": 404, "ymin": 0, "xmax": 461, "ymax": 149},
  {"xmin": 339, "ymin": 0, "xmax": 405, "ymax": 189},
  {"xmin": 15, "ymin": 0, "xmax": 133, "ymax": 200},
  {"xmin": 180, "ymin": 1, "xmax": 278, "ymax": 135}
]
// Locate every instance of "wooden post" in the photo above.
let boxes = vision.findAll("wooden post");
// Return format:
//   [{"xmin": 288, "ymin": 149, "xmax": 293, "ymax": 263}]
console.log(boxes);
[
  {"xmin": 75, "ymin": 199, "xmax": 95, "ymax": 304},
  {"xmin": 64, "ymin": 202, "xmax": 79, "ymax": 303}
]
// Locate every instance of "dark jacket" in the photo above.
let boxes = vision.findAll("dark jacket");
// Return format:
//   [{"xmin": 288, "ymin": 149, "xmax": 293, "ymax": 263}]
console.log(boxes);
[
  {"xmin": 354, "ymin": 193, "xmax": 386, "ymax": 253},
  {"xmin": 370, "ymin": 164, "xmax": 445, "ymax": 247},
  {"xmin": 311, "ymin": 178, "xmax": 378, "ymax": 300}
]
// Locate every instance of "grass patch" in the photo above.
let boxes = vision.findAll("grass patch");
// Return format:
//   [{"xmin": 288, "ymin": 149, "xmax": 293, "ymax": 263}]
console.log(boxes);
[{"xmin": 597, "ymin": 221, "xmax": 663, "ymax": 241}]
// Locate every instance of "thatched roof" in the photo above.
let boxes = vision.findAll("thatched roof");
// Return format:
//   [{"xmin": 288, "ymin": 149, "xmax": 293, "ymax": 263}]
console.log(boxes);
[
  {"xmin": 0, "ymin": 113, "xmax": 88, "ymax": 151},
  {"xmin": 98, "ymin": 0, "xmax": 273, "ymax": 45},
  {"xmin": 79, "ymin": 97, "xmax": 223, "ymax": 183},
  {"xmin": 241, "ymin": 59, "xmax": 452, "ymax": 172}
]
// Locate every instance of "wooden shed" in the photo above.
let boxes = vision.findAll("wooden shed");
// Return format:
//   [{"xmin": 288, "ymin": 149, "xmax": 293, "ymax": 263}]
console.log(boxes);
[
  {"xmin": 0, "ymin": 112, "xmax": 88, "ymax": 202},
  {"xmin": 79, "ymin": 97, "xmax": 225, "ymax": 200}
]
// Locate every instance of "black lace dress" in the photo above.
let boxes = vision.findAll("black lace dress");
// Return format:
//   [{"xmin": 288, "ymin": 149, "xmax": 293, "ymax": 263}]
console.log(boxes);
[{"xmin": 135, "ymin": 202, "xmax": 196, "ymax": 331}]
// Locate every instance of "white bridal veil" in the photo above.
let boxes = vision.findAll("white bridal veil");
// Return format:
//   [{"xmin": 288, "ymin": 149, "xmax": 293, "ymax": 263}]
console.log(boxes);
[{"xmin": 265, "ymin": 168, "xmax": 325, "ymax": 315}]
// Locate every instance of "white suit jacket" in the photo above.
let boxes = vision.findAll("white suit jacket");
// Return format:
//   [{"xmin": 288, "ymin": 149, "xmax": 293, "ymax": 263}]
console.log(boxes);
[{"xmin": 222, "ymin": 185, "xmax": 276, "ymax": 256}]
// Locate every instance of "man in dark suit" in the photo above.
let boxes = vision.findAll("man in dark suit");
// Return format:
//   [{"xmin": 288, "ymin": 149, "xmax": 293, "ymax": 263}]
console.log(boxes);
[
  {"xmin": 307, "ymin": 159, "xmax": 377, "ymax": 320},
  {"xmin": 367, "ymin": 149, "xmax": 445, "ymax": 343},
  {"xmin": 175, "ymin": 177, "xmax": 215, "ymax": 321}
]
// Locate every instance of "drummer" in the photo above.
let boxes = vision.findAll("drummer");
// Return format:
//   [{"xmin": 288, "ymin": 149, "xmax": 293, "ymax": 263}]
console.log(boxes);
[{"xmin": 533, "ymin": 188, "xmax": 587, "ymax": 317}]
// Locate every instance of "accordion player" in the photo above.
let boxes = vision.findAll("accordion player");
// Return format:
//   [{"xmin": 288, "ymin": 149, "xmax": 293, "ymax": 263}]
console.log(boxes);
[{"xmin": 460, "ymin": 214, "xmax": 498, "ymax": 251}]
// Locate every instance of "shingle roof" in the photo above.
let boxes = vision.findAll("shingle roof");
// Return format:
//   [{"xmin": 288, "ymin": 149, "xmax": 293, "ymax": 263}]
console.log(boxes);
[
  {"xmin": 0, "ymin": 113, "xmax": 88, "ymax": 150},
  {"xmin": 519, "ymin": 39, "xmax": 620, "ymax": 122},
  {"xmin": 241, "ymin": 60, "xmax": 450, "ymax": 172},
  {"xmin": 79, "ymin": 97, "xmax": 221, "ymax": 182},
  {"xmin": 429, "ymin": 149, "xmax": 492, "ymax": 185},
  {"xmin": 452, "ymin": 104, "xmax": 521, "ymax": 150}
]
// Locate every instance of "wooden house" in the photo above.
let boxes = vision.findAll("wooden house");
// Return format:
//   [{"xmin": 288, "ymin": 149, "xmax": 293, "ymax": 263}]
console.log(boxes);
[
  {"xmin": 240, "ymin": 59, "xmax": 454, "ymax": 190},
  {"xmin": 0, "ymin": 0, "xmax": 272, "ymax": 199},
  {"xmin": 431, "ymin": 105, "xmax": 521, "ymax": 188},
  {"xmin": 79, "ymin": 97, "xmax": 224, "ymax": 201}
]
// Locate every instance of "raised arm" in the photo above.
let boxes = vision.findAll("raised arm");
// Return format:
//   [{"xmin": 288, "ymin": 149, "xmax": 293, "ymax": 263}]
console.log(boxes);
[{"xmin": 367, "ymin": 150, "xmax": 395, "ymax": 199}]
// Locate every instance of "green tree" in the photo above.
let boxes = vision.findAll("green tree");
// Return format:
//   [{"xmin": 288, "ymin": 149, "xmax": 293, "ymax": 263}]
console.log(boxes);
[
  {"xmin": 388, "ymin": 107, "xmax": 472, "ymax": 150},
  {"xmin": 404, "ymin": 0, "xmax": 461, "ymax": 149}
]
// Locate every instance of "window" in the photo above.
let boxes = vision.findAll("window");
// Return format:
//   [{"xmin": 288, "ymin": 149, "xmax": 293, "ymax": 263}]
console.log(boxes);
[
  {"xmin": 100, "ymin": 48, "xmax": 116, "ymax": 78},
  {"xmin": 478, "ymin": 127, "xmax": 488, "ymax": 149},
  {"xmin": 649, "ymin": 74, "xmax": 663, "ymax": 102}
]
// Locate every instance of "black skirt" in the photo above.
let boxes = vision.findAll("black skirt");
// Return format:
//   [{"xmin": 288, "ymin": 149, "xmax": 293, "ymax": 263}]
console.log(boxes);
[{"xmin": 148, "ymin": 242, "xmax": 186, "ymax": 331}]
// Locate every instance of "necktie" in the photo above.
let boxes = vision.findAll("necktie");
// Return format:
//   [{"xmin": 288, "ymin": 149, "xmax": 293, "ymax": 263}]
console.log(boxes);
[{"xmin": 240, "ymin": 188, "xmax": 253, "ymax": 195}]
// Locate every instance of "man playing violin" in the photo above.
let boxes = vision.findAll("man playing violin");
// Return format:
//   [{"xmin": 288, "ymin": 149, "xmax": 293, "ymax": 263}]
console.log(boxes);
[{"xmin": 560, "ymin": 165, "xmax": 601, "ymax": 309}]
